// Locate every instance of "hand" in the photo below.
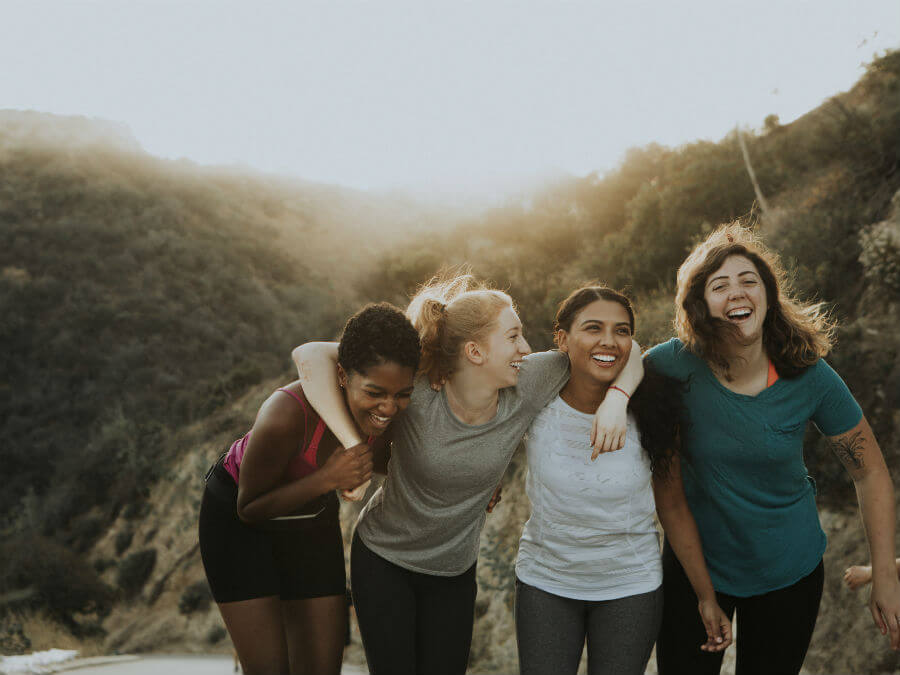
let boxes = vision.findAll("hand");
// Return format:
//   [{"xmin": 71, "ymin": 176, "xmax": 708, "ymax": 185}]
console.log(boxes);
[
  {"xmin": 843, "ymin": 565, "xmax": 873, "ymax": 591},
  {"xmin": 697, "ymin": 598, "xmax": 732, "ymax": 652},
  {"xmin": 870, "ymin": 574, "xmax": 900, "ymax": 650},
  {"xmin": 322, "ymin": 442, "xmax": 373, "ymax": 492},
  {"xmin": 590, "ymin": 389, "xmax": 629, "ymax": 459},
  {"xmin": 340, "ymin": 480, "xmax": 371, "ymax": 502},
  {"xmin": 486, "ymin": 484, "xmax": 502, "ymax": 513}
]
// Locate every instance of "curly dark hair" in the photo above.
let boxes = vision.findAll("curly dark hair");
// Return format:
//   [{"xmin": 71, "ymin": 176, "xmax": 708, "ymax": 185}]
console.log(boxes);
[
  {"xmin": 629, "ymin": 363, "xmax": 687, "ymax": 479},
  {"xmin": 338, "ymin": 302, "xmax": 421, "ymax": 375}
]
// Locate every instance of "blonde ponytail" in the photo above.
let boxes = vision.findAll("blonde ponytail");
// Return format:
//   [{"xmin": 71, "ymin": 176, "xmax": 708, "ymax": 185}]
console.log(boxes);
[{"xmin": 407, "ymin": 272, "xmax": 513, "ymax": 383}]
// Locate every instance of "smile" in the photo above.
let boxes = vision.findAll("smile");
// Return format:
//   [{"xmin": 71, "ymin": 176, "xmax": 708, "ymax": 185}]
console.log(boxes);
[
  {"xmin": 726, "ymin": 307, "xmax": 752, "ymax": 321},
  {"xmin": 368, "ymin": 413, "xmax": 392, "ymax": 429},
  {"xmin": 510, "ymin": 360, "xmax": 522, "ymax": 370},
  {"xmin": 591, "ymin": 353, "xmax": 617, "ymax": 367}
]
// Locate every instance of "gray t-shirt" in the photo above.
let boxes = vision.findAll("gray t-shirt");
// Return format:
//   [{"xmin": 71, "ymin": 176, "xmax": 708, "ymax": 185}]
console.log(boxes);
[{"xmin": 356, "ymin": 350, "xmax": 570, "ymax": 575}]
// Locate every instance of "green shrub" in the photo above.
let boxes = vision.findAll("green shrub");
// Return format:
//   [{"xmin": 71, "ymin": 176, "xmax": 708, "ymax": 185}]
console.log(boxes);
[
  {"xmin": 178, "ymin": 580, "xmax": 212, "ymax": 615},
  {"xmin": 116, "ymin": 549, "xmax": 156, "ymax": 596},
  {"xmin": 114, "ymin": 529, "xmax": 134, "ymax": 556}
]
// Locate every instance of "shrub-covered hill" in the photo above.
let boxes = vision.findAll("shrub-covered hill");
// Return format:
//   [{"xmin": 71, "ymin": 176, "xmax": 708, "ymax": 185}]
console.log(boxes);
[
  {"xmin": 0, "ymin": 112, "xmax": 459, "ymax": 542},
  {"xmin": 3, "ymin": 49, "xmax": 900, "ymax": 675}
]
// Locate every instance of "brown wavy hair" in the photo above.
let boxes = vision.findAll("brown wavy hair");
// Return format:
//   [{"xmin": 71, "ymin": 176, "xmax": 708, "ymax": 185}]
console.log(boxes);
[
  {"xmin": 674, "ymin": 223, "xmax": 835, "ymax": 380},
  {"xmin": 406, "ymin": 271, "xmax": 513, "ymax": 384}
]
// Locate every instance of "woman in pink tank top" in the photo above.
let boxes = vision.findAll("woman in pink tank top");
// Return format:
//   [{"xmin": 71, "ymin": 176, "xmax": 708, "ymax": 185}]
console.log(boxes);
[{"xmin": 199, "ymin": 303, "xmax": 420, "ymax": 675}]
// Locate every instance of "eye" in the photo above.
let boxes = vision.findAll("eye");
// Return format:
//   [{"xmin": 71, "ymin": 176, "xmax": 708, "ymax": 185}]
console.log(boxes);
[
  {"xmin": 616, "ymin": 327, "xmax": 631, "ymax": 336},
  {"xmin": 712, "ymin": 284, "xmax": 726, "ymax": 292}
]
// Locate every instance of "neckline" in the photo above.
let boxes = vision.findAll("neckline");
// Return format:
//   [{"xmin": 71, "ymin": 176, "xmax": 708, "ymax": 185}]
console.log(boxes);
[
  {"xmin": 702, "ymin": 361, "xmax": 783, "ymax": 401},
  {"xmin": 440, "ymin": 387, "xmax": 504, "ymax": 429}
]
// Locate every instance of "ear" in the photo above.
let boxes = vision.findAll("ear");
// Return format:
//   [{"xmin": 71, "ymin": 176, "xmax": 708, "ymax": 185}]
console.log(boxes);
[
  {"xmin": 556, "ymin": 330, "xmax": 569, "ymax": 353},
  {"xmin": 463, "ymin": 341, "xmax": 486, "ymax": 366},
  {"xmin": 337, "ymin": 363, "xmax": 349, "ymax": 389}
]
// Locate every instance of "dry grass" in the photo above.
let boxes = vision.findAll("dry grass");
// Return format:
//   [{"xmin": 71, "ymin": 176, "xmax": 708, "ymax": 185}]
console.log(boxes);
[{"xmin": 2, "ymin": 611, "xmax": 106, "ymax": 657}]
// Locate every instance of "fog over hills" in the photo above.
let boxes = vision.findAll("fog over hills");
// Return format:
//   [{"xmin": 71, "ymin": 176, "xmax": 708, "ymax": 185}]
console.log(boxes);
[{"xmin": 2, "ymin": 51, "xmax": 900, "ymax": 674}]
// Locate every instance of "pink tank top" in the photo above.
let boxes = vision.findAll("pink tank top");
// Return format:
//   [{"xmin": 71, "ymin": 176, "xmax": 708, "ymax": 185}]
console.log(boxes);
[{"xmin": 222, "ymin": 388, "xmax": 327, "ymax": 484}]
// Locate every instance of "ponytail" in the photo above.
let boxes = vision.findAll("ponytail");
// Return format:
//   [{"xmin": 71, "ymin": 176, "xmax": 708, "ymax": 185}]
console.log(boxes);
[{"xmin": 407, "ymin": 272, "xmax": 512, "ymax": 383}]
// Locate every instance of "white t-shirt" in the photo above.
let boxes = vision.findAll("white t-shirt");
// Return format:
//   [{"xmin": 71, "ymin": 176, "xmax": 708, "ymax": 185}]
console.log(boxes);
[{"xmin": 515, "ymin": 395, "xmax": 662, "ymax": 600}]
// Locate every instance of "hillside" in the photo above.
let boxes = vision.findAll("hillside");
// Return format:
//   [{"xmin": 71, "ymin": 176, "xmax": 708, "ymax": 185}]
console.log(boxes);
[{"xmin": 2, "ymin": 51, "xmax": 900, "ymax": 674}]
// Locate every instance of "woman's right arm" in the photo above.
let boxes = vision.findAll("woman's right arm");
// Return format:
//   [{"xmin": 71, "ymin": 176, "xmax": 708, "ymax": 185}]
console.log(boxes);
[
  {"xmin": 291, "ymin": 342, "xmax": 364, "ymax": 448},
  {"xmin": 235, "ymin": 394, "xmax": 372, "ymax": 523},
  {"xmin": 654, "ymin": 455, "xmax": 733, "ymax": 652}
]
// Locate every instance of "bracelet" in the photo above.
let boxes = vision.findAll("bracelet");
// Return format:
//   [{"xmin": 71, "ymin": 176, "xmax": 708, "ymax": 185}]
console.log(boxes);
[{"xmin": 609, "ymin": 385, "xmax": 630, "ymax": 400}]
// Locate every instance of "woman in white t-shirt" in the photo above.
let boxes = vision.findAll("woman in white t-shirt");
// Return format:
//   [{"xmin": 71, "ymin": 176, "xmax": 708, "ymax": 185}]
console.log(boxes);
[{"xmin": 515, "ymin": 285, "xmax": 732, "ymax": 675}]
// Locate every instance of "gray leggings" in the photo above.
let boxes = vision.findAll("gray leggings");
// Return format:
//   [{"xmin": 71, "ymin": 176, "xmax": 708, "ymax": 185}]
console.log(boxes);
[{"xmin": 515, "ymin": 578, "xmax": 663, "ymax": 675}]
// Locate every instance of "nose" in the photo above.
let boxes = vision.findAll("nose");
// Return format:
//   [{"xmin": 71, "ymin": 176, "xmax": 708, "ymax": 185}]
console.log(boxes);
[
  {"xmin": 378, "ymin": 398, "xmax": 398, "ymax": 417},
  {"xmin": 728, "ymin": 285, "xmax": 746, "ymax": 300},
  {"xmin": 519, "ymin": 336, "xmax": 532, "ymax": 355},
  {"xmin": 599, "ymin": 328, "xmax": 616, "ymax": 348}
]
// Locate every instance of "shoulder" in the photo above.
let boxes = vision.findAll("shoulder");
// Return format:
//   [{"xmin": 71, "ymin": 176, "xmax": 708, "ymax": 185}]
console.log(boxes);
[
  {"xmin": 521, "ymin": 349, "xmax": 569, "ymax": 373},
  {"xmin": 644, "ymin": 338, "xmax": 700, "ymax": 380},
  {"xmin": 517, "ymin": 350, "xmax": 570, "ymax": 394},
  {"xmin": 254, "ymin": 384, "xmax": 309, "ymax": 436}
]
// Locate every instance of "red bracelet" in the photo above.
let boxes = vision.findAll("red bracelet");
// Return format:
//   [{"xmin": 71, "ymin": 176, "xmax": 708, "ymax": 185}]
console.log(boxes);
[{"xmin": 609, "ymin": 385, "xmax": 630, "ymax": 400}]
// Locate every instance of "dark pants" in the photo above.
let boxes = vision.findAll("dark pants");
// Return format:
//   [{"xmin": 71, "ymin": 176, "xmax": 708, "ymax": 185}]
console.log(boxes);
[
  {"xmin": 515, "ymin": 578, "xmax": 663, "ymax": 675},
  {"xmin": 350, "ymin": 531, "xmax": 478, "ymax": 675},
  {"xmin": 656, "ymin": 541, "xmax": 824, "ymax": 675}
]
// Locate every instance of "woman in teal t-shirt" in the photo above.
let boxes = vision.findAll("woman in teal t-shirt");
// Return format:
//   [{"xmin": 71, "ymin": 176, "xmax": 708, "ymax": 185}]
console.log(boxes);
[{"xmin": 645, "ymin": 224, "xmax": 900, "ymax": 674}]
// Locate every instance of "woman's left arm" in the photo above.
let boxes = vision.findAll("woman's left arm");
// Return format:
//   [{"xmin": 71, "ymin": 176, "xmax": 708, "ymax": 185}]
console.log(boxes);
[
  {"xmin": 827, "ymin": 415, "xmax": 900, "ymax": 651},
  {"xmin": 654, "ymin": 456, "xmax": 732, "ymax": 652}
]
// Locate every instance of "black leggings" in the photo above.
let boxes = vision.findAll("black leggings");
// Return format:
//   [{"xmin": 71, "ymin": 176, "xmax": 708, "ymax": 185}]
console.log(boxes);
[
  {"xmin": 656, "ymin": 540, "xmax": 824, "ymax": 675},
  {"xmin": 350, "ymin": 531, "xmax": 477, "ymax": 675}
]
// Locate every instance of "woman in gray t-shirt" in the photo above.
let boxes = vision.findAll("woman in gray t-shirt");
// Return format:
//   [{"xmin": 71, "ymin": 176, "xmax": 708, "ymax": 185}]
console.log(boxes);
[{"xmin": 292, "ymin": 274, "xmax": 641, "ymax": 675}]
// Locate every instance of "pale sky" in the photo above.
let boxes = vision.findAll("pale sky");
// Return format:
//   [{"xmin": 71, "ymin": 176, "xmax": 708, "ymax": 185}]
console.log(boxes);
[{"xmin": 2, "ymin": 0, "xmax": 898, "ymax": 199}]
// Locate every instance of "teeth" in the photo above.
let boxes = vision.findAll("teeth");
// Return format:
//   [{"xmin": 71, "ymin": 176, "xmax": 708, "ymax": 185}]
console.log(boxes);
[
  {"xmin": 592, "ymin": 354, "xmax": 616, "ymax": 362},
  {"xmin": 727, "ymin": 309, "xmax": 751, "ymax": 319},
  {"xmin": 370, "ymin": 414, "xmax": 390, "ymax": 424},
  {"xmin": 510, "ymin": 362, "xmax": 521, "ymax": 370}
]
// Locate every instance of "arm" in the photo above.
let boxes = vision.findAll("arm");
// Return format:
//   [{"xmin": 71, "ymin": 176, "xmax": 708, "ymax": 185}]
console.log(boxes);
[
  {"xmin": 591, "ymin": 339, "xmax": 644, "ymax": 457},
  {"xmin": 827, "ymin": 415, "xmax": 900, "ymax": 650},
  {"xmin": 235, "ymin": 394, "xmax": 373, "ymax": 523},
  {"xmin": 292, "ymin": 342, "xmax": 363, "ymax": 448},
  {"xmin": 654, "ymin": 456, "xmax": 733, "ymax": 652}
]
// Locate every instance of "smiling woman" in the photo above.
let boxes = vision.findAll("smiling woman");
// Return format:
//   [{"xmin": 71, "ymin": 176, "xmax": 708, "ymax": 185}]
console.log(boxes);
[
  {"xmin": 197, "ymin": 303, "xmax": 420, "ymax": 675},
  {"xmin": 649, "ymin": 224, "xmax": 900, "ymax": 675},
  {"xmin": 514, "ymin": 286, "xmax": 730, "ymax": 675}
]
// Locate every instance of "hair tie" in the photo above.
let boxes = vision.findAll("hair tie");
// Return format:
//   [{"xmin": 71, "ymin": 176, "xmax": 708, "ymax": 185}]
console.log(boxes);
[{"xmin": 726, "ymin": 233, "xmax": 734, "ymax": 243}]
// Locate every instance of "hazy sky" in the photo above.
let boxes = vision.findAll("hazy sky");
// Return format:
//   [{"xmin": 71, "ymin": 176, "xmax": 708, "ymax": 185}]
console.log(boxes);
[{"xmin": 2, "ymin": 1, "xmax": 898, "ymax": 198}]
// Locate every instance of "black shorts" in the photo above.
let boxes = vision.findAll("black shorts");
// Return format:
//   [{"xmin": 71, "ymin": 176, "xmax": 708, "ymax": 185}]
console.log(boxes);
[{"xmin": 198, "ymin": 467, "xmax": 346, "ymax": 603}]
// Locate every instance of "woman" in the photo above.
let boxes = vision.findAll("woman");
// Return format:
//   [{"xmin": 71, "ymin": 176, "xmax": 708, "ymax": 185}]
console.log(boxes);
[
  {"xmin": 637, "ymin": 224, "xmax": 900, "ymax": 674},
  {"xmin": 198, "ymin": 303, "xmax": 421, "ymax": 675},
  {"xmin": 292, "ymin": 274, "xmax": 642, "ymax": 675},
  {"xmin": 515, "ymin": 285, "xmax": 732, "ymax": 675}
]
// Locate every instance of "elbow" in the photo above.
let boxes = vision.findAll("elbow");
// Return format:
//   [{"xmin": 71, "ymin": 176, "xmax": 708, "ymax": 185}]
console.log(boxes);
[
  {"xmin": 291, "ymin": 344, "xmax": 308, "ymax": 369},
  {"xmin": 236, "ymin": 499, "xmax": 263, "ymax": 525}
]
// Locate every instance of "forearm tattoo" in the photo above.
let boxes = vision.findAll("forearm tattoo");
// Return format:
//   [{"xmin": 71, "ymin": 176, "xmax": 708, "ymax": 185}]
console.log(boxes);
[{"xmin": 828, "ymin": 430, "xmax": 865, "ymax": 470}]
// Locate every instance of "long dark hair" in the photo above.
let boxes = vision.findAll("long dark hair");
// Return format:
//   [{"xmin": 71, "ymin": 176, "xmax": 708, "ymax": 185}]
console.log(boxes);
[
  {"xmin": 555, "ymin": 284, "xmax": 684, "ymax": 477},
  {"xmin": 675, "ymin": 223, "xmax": 835, "ymax": 379}
]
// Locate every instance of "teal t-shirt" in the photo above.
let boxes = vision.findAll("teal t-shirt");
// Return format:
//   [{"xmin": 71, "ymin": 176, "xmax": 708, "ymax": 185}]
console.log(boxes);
[{"xmin": 645, "ymin": 338, "xmax": 862, "ymax": 597}]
